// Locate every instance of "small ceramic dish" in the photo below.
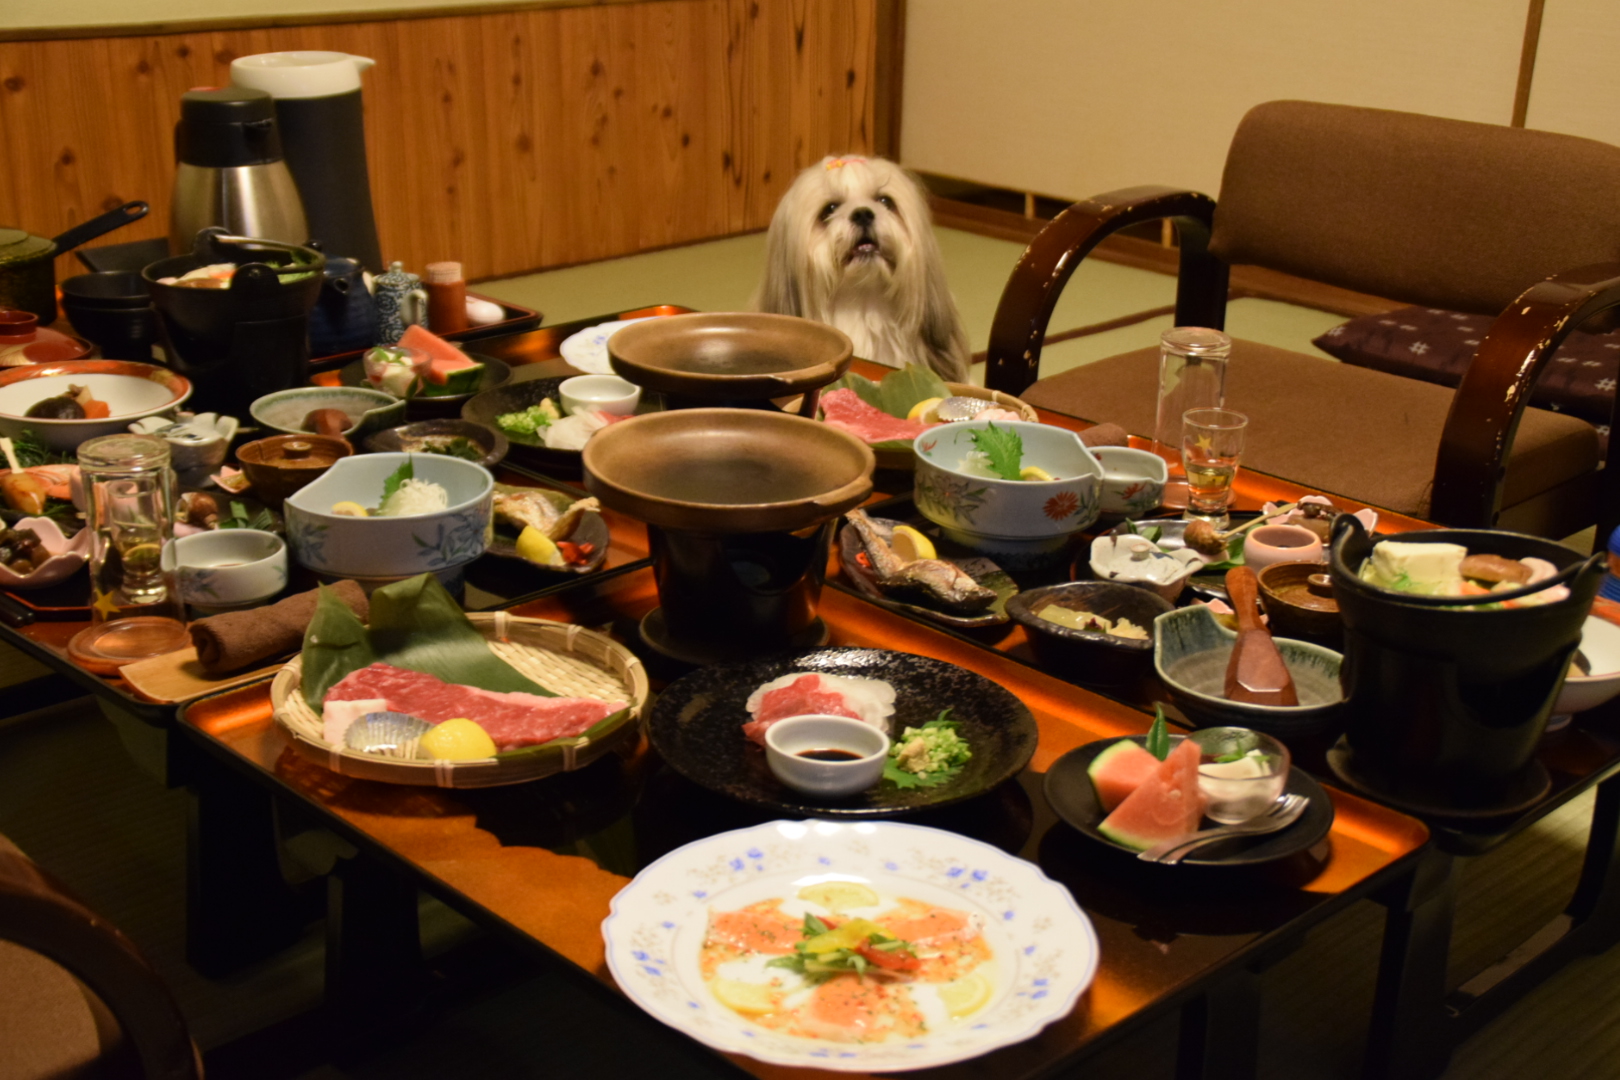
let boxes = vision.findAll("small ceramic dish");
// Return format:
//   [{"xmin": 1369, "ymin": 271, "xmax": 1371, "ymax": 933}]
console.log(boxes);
[
  {"xmin": 1553, "ymin": 610, "xmax": 1620, "ymax": 715},
  {"xmin": 914, "ymin": 421, "xmax": 1102, "ymax": 546},
  {"xmin": 283, "ymin": 452, "xmax": 494, "ymax": 579},
  {"xmin": 559, "ymin": 374, "xmax": 641, "ymax": 416},
  {"xmin": 250, "ymin": 386, "xmax": 406, "ymax": 440},
  {"xmin": 558, "ymin": 315, "xmax": 662, "ymax": 374},
  {"xmin": 834, "ymin": 514, "xmax": 1015, "ymax": 629},
  {"xmin": 1093, "ymin": 446, "xmax": 1169, "ymax": 517},
  {"xmin": 364, "ymin": 419, "xmax": 508, "ymax": 470},
  {"xmin": 0, "ymin": 361, "xmax": 193, "ymax": 451},
  {"xmin": 0, "ymin": 516, "xmax": 90, "ymax": 589},
  {"xmin": 1257, "ymin": 560, "xmax": 1341, "ymax": 643},
  {"xmin": 236, "ymin": 434, "xmax": 354, "ymax": 508},
  {"xmin": 763, "ymin": 714, "xmax": 891, "ymax": 798},
  {"xmin": 482, "ymin": 483, "xmax": 611, "ymax": 575},
  {"xmin": 1187, "ymin": 727, "xmax": 1291, "ymax": 824},
  {"xmin": 1005, "ymin": 581, "xmax": 1173, "ymax": 685},
  {"xmin": 1244, "ymin": 524, "xmax": 1324, "ymax": 571},
  {"xmin": 165, "ymin": 528, "xmax": 287, "ymax": 608},
  {"xmin": 1090, "ymin": 533, "xmax": 1205, "ymax": 603},
  {"xmin": 462, "ymin": 376, "xmax": 582, "ymax": 476},
  {"xmin": 129, "ymin": 412, "xmax": 239, "ymax": 472},
  {"xmin": 1154, "ymin": 604, "xmax": 1346, "ymax": 738}
]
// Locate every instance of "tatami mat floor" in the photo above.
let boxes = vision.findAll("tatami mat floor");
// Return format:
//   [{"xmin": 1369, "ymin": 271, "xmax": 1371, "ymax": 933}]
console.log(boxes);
[{"xmin": 1, "ymin": 227, "xmax": 1614, "ymax": 1079}]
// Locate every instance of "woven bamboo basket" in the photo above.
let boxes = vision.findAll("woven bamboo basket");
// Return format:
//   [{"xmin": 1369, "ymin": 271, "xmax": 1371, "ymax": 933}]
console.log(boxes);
[
  {"xmin": 870, "ymin": 383, "xmax": 1039, "ymax": 472},
  {"xmin": 271, "ymin": 612, "xmax": 649, "ymax": 788}
]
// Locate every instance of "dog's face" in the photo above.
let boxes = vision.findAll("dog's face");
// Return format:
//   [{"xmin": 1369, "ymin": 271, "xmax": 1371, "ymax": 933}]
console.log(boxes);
[{"xmin": 772, "ymin": 156, "xmax": 928, "ymax": 296}]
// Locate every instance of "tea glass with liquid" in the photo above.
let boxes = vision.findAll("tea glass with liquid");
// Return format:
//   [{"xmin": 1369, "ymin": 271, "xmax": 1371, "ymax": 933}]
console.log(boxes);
[
  {"xmin": 1181, "ymin": 407, "xmax": 1248, "ymax": 528},
  {"xmin": 1152, "ymin": 327, "xmax": 1231, "ymax": 506}
]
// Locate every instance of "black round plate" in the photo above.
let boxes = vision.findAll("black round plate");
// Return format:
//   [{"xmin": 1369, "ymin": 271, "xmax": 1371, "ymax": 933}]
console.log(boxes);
[
  {"xmin": 1043, "ymin": 736, "xmax": 1335, "ymax": 866},
  {"xmin": 342, "ymin": 353, "xmax": 512, "ymax": 417},
  {"xmin": 649, "ymin": 647, "xmax": 1039, "ymax": 818},
  {"xmin": 482, "ymin": 483, "xmax": 610, "ymax": 576},
  {"xmin": 461, "ymin": 376, "xmax": 581, "ymax": 475}
]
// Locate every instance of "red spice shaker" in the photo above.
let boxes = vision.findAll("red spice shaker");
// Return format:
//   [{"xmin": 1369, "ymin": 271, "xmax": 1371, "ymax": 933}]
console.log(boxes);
[{"xmin": 424, "ymin": 261, "xmax": 468, "ymax": 334}]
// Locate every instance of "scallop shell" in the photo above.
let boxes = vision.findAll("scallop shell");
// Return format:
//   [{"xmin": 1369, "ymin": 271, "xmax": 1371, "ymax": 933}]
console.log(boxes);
[{"xmin": 344, "ymin": 711, "xmax": 433, "ymax": 758}]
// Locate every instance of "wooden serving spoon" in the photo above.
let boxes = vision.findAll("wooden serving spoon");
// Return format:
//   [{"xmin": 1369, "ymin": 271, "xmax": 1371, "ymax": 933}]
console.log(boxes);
[{"xmin": 1224, "ymin": 566, "xmax": 1299, "ymax": 706}]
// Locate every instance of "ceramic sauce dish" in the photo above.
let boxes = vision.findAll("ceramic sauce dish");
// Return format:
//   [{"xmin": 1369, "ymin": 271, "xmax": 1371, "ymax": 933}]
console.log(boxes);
[
  {"xmin": 1243, "ymin": 524, "xmax": 1324, "ymax": 571},
  {"xmin": 1093, "ymin": 446, "xmax": 1169, "ymax": 517},
  {"xmin": 764, "ymin": 714, "xmax": 890, "ymax": 798},
  {"xmin": 559, "ymin": 374, "xmax": 641, "ymax": 416}
]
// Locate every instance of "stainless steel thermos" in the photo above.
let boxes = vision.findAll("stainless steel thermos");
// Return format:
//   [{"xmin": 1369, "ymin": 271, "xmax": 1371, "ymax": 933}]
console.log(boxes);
[{"xmin": 169, "ymin": 88, "xmax": 309, "ymax": 253}]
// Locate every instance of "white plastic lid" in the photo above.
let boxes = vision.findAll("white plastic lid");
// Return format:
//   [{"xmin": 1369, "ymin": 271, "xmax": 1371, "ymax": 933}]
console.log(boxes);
[{"xmin": 230, "ymin": 52, "xmax": 376, "ymax": 99}]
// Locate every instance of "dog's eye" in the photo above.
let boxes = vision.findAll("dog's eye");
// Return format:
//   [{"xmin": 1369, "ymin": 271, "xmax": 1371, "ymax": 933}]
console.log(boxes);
[
  {"xmin": 876, "ymin": 194, "xmax": 897, "ymax": 212},
  {"xmin": 818, "ymin": 202, "xmax": 840, "ymax": 223}
]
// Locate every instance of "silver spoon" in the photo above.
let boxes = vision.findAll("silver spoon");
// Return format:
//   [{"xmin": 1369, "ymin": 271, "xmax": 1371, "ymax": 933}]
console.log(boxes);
[
  {"xmin": 935, "ymin": 396, "xmax": 993, "ymax": 422},
  {"xmin": 1136, "ymin": 793, "xmax": 1310, "ymax": 864}
]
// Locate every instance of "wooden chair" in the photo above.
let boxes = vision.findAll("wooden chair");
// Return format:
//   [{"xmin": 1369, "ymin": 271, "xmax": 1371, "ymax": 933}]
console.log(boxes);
[
  {"xmin": 0, "ymin": 833, "xmax": 202, "ymax": 1080},
  {"xmin": 985, "ymin": 100, "xmax": 1620, "ymax": 540}
]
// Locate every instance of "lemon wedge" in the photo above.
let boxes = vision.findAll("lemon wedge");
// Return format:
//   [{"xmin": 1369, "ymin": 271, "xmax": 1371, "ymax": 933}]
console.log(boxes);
[
  {"xmin": 889, "ymin": 524, "xmax": 936, "ymax": 563},
  {"xmin": 330, "ymin": 501, "xmax": 370, "ymax": 517},
  {"xmin": 1019, "ymin": 465, "xmax": 1056, "ymax": 481},
  {"xmin": 938, "ymin": 971, "xmax": 994, "ymax": 1017},
  {"xmin": 515, "ymin": 525, "xmax": 566, "ymax": 567},
  {"xmin": 907, "ymin": 396, "xmax": 945, "ymax": 423},
  {"xmin": 420, "ymin": 718, "xmax": 497, "ymax": 761},
  {"xmin": 711, "ymin": 978, "xmax": 779, "ymax": 1015},
  {"xmin": 797, "ymin": 881, "xmax": 880, "ymax": 913}
]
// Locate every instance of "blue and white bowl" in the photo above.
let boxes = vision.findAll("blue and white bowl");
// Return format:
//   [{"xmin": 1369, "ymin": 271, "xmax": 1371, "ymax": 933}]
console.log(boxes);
[
  {"xmin": 913, "ymin": 420, "xmax": 1101, "ymax": 551},
  {"xmin": 165, "ymin": 528, "xmax": 287, "ymax": 608},
  {"xmin": 284, "ymin": 452, "xmax": 494, "ymax": 579}
]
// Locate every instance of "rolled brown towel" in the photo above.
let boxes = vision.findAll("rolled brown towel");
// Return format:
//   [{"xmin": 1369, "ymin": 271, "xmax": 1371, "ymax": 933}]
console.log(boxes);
[
  {"xmin": 1079, "ymin": 423, "xmax": 1130, "ymax": 449},
  {"xmin": 191, "ymin": 580, "xmax": 369, "ymax": 677}
]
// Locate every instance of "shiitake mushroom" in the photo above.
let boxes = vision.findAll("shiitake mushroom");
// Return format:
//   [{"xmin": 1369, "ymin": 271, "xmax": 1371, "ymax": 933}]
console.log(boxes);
[{"xmin": 24, "ymin": 394, "xmax": 86, "ymax": 420}]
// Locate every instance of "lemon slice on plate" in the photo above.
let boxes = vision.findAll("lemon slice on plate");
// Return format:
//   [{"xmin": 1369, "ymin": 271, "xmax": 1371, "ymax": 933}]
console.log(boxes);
[
  {"xmin": 938, "ymin": 971, "xmax": 994, "ymax": 1017},
  {"xmin": 889, "ymin": 524, "xmax": 936, "ymax": 563},
  {"xmin": 711, "ymin": 978, "xmax": 780, "ymax": 1016},
  {"xmin": 1019, "ymin": 465, "xmax": 1056, "ymax": 481},
  {"xmin": 907, "ymin": 396, "xmax": 945, "ymax": 423},
  {"xmin": 515, "ymin": 525, "xmax": 566, "ymax": 567}
]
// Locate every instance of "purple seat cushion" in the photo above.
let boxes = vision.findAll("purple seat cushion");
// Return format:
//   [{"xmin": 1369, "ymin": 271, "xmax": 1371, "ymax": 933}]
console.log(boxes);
[{"xmin": 1314, "ymin": 306, "xmax": 1620, "ymax": 432}]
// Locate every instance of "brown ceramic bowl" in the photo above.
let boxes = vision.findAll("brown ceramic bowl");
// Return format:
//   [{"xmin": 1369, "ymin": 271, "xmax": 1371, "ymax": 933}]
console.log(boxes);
[
  {"xmin": 364, "ymin": 419, "xmax": 508, "ymax": 469},
  {"xmin": 1257, "ymin": 559, "xmax": 1342, "ymax": 645},
  {"xmin": 236, "ymin": 433, "xmax": 353, "ymax": 508},
  {"xmin": 582, "ymin": 408, "xmax": 873, "ymax": 533},
  {"xmin": 1005, "ymin": 582, "xmax": 1173, "ymax": 685},
  {"xmin": 606, "ymin": 312, "xmax": 853, "ymax": 402}
]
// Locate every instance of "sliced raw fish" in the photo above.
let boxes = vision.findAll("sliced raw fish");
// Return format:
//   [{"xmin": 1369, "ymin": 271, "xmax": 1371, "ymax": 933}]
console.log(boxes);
[
  {"xmin": 741, "ymin": 671, "xmax": 896, "ymax": 746},
  {"xmin": 819, "ymin": 389, "xmax": 937, "ymax": 444},
  {"xmin": 322, "ymin": 663, "xmax": 626, "ymax": 751}
]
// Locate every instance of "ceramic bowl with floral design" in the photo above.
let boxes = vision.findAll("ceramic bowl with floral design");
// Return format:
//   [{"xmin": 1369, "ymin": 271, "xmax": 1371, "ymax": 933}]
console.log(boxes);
[
  {"xmin": 0, "ymin": 516, "xmax": 91, "ymax": 589},
  {"xmin": 912, "ymin": 420, "xmax": 1101, "ymax": 550},
  {"xmin": 283, "ymin": 452, "xmax": 494, "ymax": 579},
  {"xmin": 1092, "ymin": 445, "xmax": 1169, "ymax": 517},
  {"xmin": 164, "ymin": 528, "xmax": 287, "ymax": 608}
]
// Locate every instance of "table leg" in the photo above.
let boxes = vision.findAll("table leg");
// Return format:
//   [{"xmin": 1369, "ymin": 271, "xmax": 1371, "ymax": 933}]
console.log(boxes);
[
  {"xmin": 1567, "ymin": 771, "xmax": 1620, "ymax": 953},
  {"xmin": 325, "ymin": 852, "xmax": 424, "ymax": 1021},
  {"xmin": 1177, "ymin": 967, "xmax": 1261, "ymax": 1080},
  {"xmin": 1363, "ymin": 851, "xmax": 1458, "ymax": 1080}
]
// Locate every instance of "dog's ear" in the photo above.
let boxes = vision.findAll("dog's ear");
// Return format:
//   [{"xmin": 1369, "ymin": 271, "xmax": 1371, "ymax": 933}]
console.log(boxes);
[
  {"xmin": 898, "ymin": 167, "xmax": 971, "ymax": 383},
  {"xmin": 754, "ymin": 209, "xmax": 805, "ymax": 318}
]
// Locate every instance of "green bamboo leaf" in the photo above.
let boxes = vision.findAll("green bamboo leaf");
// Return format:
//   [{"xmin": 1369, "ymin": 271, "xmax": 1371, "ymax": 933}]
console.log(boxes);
[
  {"xmin": 365, "ymin": 574, "xmax": 554, "ymax": 696},
  {"xmin": 300, "ymin": 584, "xmax": 378, "ymax": 708}
]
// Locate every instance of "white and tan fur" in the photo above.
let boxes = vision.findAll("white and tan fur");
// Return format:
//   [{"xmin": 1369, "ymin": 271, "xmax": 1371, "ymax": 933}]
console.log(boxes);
[{"xmin": 755, "ymin": 155, "xmax": 970, "ymax": 382}]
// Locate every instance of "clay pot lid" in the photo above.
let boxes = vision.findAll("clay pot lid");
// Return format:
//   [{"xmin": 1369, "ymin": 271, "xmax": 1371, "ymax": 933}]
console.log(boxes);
[
  {"xmin": 606, "ymin": 313, "xmax": 853, "ymax": 400},
  {"xmin": 237, "ymin": 433, "xmax": 353, "ymax": 469},
  {"xmin": 583, "ymin": 408, "xmax": 874, "ymax": 533}
]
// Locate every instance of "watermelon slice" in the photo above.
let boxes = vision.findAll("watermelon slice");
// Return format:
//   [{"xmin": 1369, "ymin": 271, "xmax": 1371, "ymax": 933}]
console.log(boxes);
[
  {"xmin": 1087, "ymin": 740, "xmax": 1161, "ymax": 812},
  {"xmin": 398, "ymin": 324, "xmax": 484, "ymax": 391},
  {"xmin": 1098, "ymin": 739, "xmax": 1206, "ymax": 851}
]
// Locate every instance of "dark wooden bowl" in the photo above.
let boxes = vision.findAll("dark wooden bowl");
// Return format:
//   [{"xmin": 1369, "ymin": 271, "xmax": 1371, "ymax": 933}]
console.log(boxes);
[
  {"xmin": 606, "ymin": 312, "xmax": 852, "ymax": 401},
  {"xmin": 1005, "ymin": 582, "xmax": 1173, "ymax": 685},
  {"xmin": 1257, "ymin": 560, "xmax": 1341, "ymax": 645},
  {"xmin": 582, "ymin": 408, "xmax": 873, "ymax": 533},
  {"xmin": 236, "ymin": 433, "xmax": 352, "ymax": 508}
]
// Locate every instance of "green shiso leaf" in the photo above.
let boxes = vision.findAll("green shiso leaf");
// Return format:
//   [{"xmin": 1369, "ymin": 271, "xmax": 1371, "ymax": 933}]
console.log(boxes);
[
  {"xmin": 970, "ymin": 422, "xmax": 1024, "ymax": 481},
  {"xmin": 1146, "ymin": 704, "xmax": 1171, "ymax": 761},
  {"xmin": 300, "ymin": 584, "xmax": 378, "ymax": 708},
  {"xmin": 364, "ymin": 574, "xmax": 554, "ymax": 696},
  {"xmin": 380, "ymin": 457, "xmax": 414, "ymax": 507}
]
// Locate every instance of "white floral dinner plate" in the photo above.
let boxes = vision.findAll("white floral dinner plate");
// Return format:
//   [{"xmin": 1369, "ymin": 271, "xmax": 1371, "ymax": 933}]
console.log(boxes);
[
  {"xmin": 602, "ymin": 819, "xmax": 1098, "ymax": 1071},
  {"xmin": 558, "ymin": 316, "xmax": 661, "ymax": 375}
]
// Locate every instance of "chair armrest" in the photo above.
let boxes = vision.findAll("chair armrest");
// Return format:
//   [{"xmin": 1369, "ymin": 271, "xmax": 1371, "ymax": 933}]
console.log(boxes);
[
  {"xmin": 985, "ymin": 186, "xmax": 1228, "ymax": 395},
  {"xmin": 1432, "ymin": 263, "xmax": 1620, "ymax": 531},
  {"xmin": 0, "ymin": 845, "xmax": 201, "ymax": 1080}
]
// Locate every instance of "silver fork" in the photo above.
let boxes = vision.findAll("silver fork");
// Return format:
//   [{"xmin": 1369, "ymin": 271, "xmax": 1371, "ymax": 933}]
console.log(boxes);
[{"xmin": 1136, "ymin": 794, "xmax": 1310, "ymax": 864}]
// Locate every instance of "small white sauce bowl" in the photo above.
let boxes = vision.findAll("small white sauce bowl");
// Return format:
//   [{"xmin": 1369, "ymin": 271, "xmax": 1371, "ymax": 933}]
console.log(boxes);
[
  {"xmin": 560, "ymin": 374, "xmax": 641, "ymax": 416},
  {"xmin": 164, "ymin": 528, "xmax": 288, "ymax": 608},
  {"xmin": 764, "ymin": 714, "xmax": 890, "ymax": 798}
]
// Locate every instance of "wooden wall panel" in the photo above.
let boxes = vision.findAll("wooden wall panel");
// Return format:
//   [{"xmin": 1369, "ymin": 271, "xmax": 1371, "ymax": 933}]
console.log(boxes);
[{"xmin": 0, "ymin": 0, "xmax": 881, "ymax": 284}]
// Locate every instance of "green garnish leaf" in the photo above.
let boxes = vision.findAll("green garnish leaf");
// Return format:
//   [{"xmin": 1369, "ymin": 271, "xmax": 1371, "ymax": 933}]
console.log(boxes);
[
  {"xmin": 1146, "ymin": 704, "xmax": 1171, "ymax": 761},
  {"xmin": 300, "ymin": 584, "xmax": 379, "ymax": 708},
  {"xmin": 1213, "ymin": 752, "xmax": 1246, "ymax": 764},
  {"xmin": 825, "ymin": 364, "xmax": 952, "ymax": 420},
  {"xmin": 883, "ymin": 709, "xmax": 970, "ymax": 788},
  {"xmin": 1143, "ymin": 526, "xmax": 1162, "ymax": 544},
  {"xmin": 969, "ymin": 422, "xmax": 1024, "ymax": 481},
  {"xmin": 380, "ymin": 457, "xmax": 414, "ymax": 506}
]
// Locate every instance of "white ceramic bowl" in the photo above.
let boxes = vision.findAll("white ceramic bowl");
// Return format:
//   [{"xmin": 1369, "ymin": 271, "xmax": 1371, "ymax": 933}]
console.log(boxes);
[
  {"xmin": 559, "ymin": 374, "xmax": 641, "ymax": 416},
  {"xmin": 0, "ymin": 516, "xmax": 91, "ymax": 589},
  {"xmin": 0, "ymin": 361, "xmax": 193, "ymax": 451},
  {"xmin": 1093, "ymin": 446, "xmax": 1169, "ymax": 517},
  {"xmin": 913, "ymin": 420, "xmax": 1101, "ymax": 543},
  {"xmin": 763, "ymin": 714, "xmax": 891, "ymax": 798},
  {"xmin": 1243, "ymin": 524, "xmax": 1325, "ymax": 571},
  {"xmin": 250, "ymin": 386, "xmax": 406, "ymax": 439},
  {"xmin": 1090, "ymin": 532, "xmax": 1205, "ymax": 603},
  {"xmin": 1554, "ymin": 613, "xmax": 1620, "ymax": 715},
  {"xmin": 164, "ymin": 529, "xmax": 287, "ymax": 607},
  {"xmin": 284, "ymin": 452, "xmax": 494, "ymax": 578}
]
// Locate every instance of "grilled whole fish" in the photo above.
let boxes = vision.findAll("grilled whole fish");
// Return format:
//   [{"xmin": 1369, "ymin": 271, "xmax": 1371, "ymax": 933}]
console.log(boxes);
[
  {"xmin": 494, "ymin": 489, "xmax": 600, "ymax": 540},
  {"xmin": 846, "ymin": 508, "xmax": 996, "ymax": 614}
]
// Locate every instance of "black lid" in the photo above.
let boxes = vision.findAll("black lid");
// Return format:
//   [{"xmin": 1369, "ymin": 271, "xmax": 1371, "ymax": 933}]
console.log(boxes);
[{"xmin": 174, "ymin": 87, "xmax": 285, "ymax": 169}]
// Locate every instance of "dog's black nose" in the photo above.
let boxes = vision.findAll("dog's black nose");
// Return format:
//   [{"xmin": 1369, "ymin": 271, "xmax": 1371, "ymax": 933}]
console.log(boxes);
[{"xmin": 850, "ymin": 207, "xmax": 875, "ymax": 227}]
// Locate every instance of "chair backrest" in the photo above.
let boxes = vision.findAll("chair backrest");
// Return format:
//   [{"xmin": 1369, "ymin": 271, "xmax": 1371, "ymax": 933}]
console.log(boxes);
[{"xmin": 1209, "ymin": 100, "xmax": 1620, "ymax": 315}]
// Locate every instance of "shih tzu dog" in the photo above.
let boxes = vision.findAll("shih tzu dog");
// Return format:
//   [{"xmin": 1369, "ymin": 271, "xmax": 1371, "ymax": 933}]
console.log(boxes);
[{"xmin": 755, "ymin": 156, "xmax": 970, "ymax": 382}]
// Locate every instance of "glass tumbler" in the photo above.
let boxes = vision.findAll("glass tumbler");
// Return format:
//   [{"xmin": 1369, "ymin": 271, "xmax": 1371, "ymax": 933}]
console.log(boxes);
[
  {"xmin": 1153, "ymin": 327, "xmax": 1231, "ymax": 504},
  {"xmin": 1181, "ymin": 408, "xmax": 1248, "ymax": 527},
  {"xmin": 70, "ymin": 434, "xmax": 189, "ymax": 672}
]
